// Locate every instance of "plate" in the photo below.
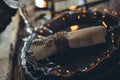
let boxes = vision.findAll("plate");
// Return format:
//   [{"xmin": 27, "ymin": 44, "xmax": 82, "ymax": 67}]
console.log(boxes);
[{"xmin": 21, "ymin": 9, "xmax": 120, "ymax": 80}]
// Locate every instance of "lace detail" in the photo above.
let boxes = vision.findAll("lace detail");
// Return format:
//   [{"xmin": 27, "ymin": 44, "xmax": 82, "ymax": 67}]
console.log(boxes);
[{"xmin": 54, "ymin": 31, "xmax": 70, "ymax": 52}]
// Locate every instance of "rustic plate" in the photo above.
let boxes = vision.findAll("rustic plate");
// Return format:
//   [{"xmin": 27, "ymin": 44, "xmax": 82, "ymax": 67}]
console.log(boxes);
[{"xmin": 21, "ymin": 9, "xmax": 120, "ymax": 80}]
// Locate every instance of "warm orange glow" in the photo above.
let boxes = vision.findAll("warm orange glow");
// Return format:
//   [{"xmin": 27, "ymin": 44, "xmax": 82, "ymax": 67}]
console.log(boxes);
[
  {"xmin": 102, "ymin": 21, "xmax": 107, "ymax": 28},
  {"xmin": 70, "ymin": 25, "xmax": 79, "ymax": 31},
  {"xmin": 112, "ymin": 11, "xmax": 117, "ymax": 15},
  {"xmin": 85, "ymin": 67, "xmax": 88, "ymax": 70},
  {"xmin": 35, "ymin": 0, "xmax": 47, "ymax": 8},
  {"xmin": 40, "ymin": 30, "xmax": 43, "ymax": 33},
  {"xmin": 78, "ymin": 15, "xmax": 81, "ymax": 19},
  {"xmin": 94, "ymin": 12, "xmax": 97, "ymax": 15},
  {"xmin": 93, "ymin": 8, "xmax": 97, "ymax": 11},
  {"xmin": 83, "ymin": 10, "xmax": 87, "ymax": 13},
  {"xmin": 111, "ymin": 11, "xmax": 114, "ymax": 14},
  {"xmin": 102, "ymin": 15, "xmax": 105, "ymax": 18},
  {"xmin": 103, "ymin": 8, "xmax": 109, "ymax": 12},
  {"xmin": 56, "ymin": 73, "xmax": 60, "ymax": 76},
  {"xmin": 43, "ymin": 1, "xmax": 47, "ymax": 7},
  {"xmin": 66, "ymin": 70, "xmax": 70, "ymax": 73},
  {"xmin": 37, "ymin": 35, "xmax": 42, "ymax": 38},
  {"xmin": 114, "ymin": 12, "xmax": 117, "ymax": 15},
  {"xmin": 43, "ymin": 27, "xmax": 47, "ymax": 30},
  {"xmin": 69, "ymin": 6, "xmax": 77, "ymax": 10},
  {"xmin": 97, "ymin": 58, "xmax": 100, "ymax": 61}
]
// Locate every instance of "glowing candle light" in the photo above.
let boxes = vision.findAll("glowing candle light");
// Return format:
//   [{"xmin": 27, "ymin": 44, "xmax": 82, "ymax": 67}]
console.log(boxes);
[
  {"xmin": 85, "ymin": 67, "xmax": 88, "ymax": 70},
  {"xmin": 112, "ymin": 40, "xmax": 114, "ymax": 43},
  {"xmin": 94, "ymin": 12, "xmax": 97, "ymax": 15},
  {"xmin": 102, "ymin": 15, "xmax": 105, "ymax": 18},
  {"xmin": 43, "ymin": 27, "xmax": 47, "ymax": 30},
  {"xmin": 40, "ymin": 30, "xmax": 43, "ymax": 33},
  {"xmin": 104, "ymin": 8, "xmax": 109, "ymax": 13},
  {"xmin": 66, "ymin": 70, "xmax": 70, "ymax": 73},
  {"xmin": 102, "ymin": 21, "xmax": 107, "ymax": 28},
  {"xmin": 112, "ymin": 33, "xmax": 114, "ymax": 36},
  {"xmin": 56, "ymin": 73, "xmax": 60, "ymax": 76},
  {"xmin": 83, "ymin": 10, "xmax": 87, "ymax": 13},
  {"xmin": 37, "ymin": 35, "xmax": 42, "ymax": 38},
  {"xmin": 70, "ymin": 25, "xmax": 79, "ymax": 31},
  {"xmin": 69, "ymin": 6, "xmax": 77, "ymax": 10},
  {"xmin": 114, "ymin": 12, "xmax": 117, "ymax": 15},
  {"xmin": 93, "ymin": 8, "xmax": 97, "ymax": 11},
  {"xmin": 78, "ymin": 15, "xmax": 81, "ymax": 19}
]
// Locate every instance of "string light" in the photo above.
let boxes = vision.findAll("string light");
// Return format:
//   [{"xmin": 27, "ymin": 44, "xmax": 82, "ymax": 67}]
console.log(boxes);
[
  {"xmin": 93, "ymin": 8, "xmax": 97, "ymax": 11},
  {"xmin": 37, "ymin": 35, "xmax": 42, "ymax": 38},
  {"xmin": 85, "ymin": 67, "xmax": 88, "ymax": 70},
  {"xmin": 58, "ymin": 69, "xmax": 61, "ymax": 72},
  {"xmin": 70, "ymin": 25, "xmax": 79, "ymax": 31},
  {"xmin": 107, "ymin": 50, "xmax": 110, "ymax": 53},
  {"xmin": 69, "ymin": 6, "xmax": 77, "ymax": 10},
  {"xmin": 112, "ymin": 40, "xmax": 115, "ymax": 43},
  {"xmin": 97, "ymin": 58, "xmax": 100, "ymax": 61},
  {"xmin": 43, "ymin": 27, "xmax": 47, "ymax": 30},
  {"xmin": 40, "ymin": 30, "xmax": 43, "ymax": 33},
  {"xmin": 78, "ymin": 15, "xmax": 81, "ymax": 19},
  {"xmin": 66, "ymin": 70, "xmax": 70, "ymax": 73},
  {"xmin": 102, "ymin": 21, "xmax": 107, "ymax": 28},
  {"xmin": 112, "ymin": 33, "xmax": 114, "ymax": 36},
  {"xmin": 102, "ymin": 15, "xmax": 106, "ymax": 18},
  {"xmin": 103, "ymin": 8, "xmax": 109, "ymax": 13},
  {"xmin": 62, "ymin": 17, "xmax": 66, "ymax": 21},
  {"xmin": 94, "ymin": 12, "xmax": 97, "ymax": 15}
]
